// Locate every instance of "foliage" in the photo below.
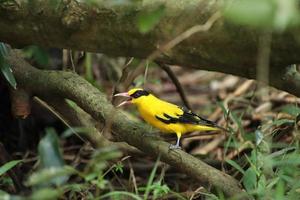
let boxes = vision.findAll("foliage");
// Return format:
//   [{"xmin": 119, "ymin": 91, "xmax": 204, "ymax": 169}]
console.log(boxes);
[
  {"xmin": 136, "ymin": 4, "xmax": 165, "ymax": 33},
  {"xmin": 0, "ymin": 160, "xmax": 22, "ymax": 177},
  {"xmin": 0, "ymin": 42, "xmax": 16, "ymax": 89},
  {"xmin": 23, "ymin": 45, "xmax": 49, "ymax": 67},
  {"xmin": 2, "ymin": 0, "xmax": 300, "ymax": 199},
  {"xmin": 224, "ymin": 0, "xmax": 300, "ymax": 31}
]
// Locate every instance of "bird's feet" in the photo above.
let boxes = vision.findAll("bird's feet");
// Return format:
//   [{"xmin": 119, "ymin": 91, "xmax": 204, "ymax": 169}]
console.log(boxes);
[{"xmin": 169, "ymin": 144, "xmax": 181, "ymax": 150}]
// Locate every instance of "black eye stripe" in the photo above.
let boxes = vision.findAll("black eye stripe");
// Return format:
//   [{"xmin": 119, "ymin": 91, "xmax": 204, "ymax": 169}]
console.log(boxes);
[{"xmin": 130, "ymin": 90, "xmax": 149, "ymax": 98}]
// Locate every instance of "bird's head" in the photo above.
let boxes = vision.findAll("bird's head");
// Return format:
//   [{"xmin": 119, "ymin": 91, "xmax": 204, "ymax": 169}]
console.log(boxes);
[{"xmin": 114, "ymin": 88, "xmax": 150, "ymax": 107}]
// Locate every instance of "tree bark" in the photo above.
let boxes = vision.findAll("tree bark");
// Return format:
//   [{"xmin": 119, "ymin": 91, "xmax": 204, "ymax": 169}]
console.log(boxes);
[
  {"xmin": 1, "ymin": 0, "xmax": 300, "ymax": 96},
  {"xmin": 7, "ymin": 50, "xmax": 249, "ymax": 199}
]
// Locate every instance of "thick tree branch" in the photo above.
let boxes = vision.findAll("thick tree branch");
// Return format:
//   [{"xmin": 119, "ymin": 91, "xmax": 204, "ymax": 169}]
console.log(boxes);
[
  {"xmin": 1, "ymin": 0, "xmax": 300, "ymax": 97},
  {"xmin": 7, "ymin": 50, "xmax": 248, "ymax": 199}
]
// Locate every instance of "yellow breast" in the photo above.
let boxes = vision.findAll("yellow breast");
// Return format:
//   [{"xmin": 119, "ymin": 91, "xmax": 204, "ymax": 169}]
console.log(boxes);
[{"xmin": 135, "ymin": 95, "xmax": 190, "ymax": 134}]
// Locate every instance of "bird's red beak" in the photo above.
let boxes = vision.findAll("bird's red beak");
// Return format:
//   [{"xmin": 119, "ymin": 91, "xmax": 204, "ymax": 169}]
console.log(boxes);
[{"xmin": 114, "ymin": 92, "xmax": 132, "ymax": 107}]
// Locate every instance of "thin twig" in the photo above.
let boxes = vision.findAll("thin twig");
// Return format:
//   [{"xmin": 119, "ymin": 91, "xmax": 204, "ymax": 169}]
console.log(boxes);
[
  {"xmin": 33, "ymin": 97, "xmax": 88, "ymax": 145},
  {"xmin": 158, "ymin": 62, "xmax": 192, "ymax": 110},
  {"xmin": 118, "ymin": 11, "xmax": 221, "ymax": 92}
]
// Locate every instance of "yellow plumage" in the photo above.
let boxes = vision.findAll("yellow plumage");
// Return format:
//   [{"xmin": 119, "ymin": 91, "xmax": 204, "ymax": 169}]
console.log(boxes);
[{"xmin": 115, "ymin": 88, "xmax": 224, "ymax": 149}]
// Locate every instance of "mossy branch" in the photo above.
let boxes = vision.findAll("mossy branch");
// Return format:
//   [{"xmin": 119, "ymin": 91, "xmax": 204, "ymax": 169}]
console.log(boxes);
[
  {"xmin": 7, "ymin": 50, "xmax": 249, "ymax": 199},
  {"xmin": 1, "ymin": 0, "xmax": 300, "ymax": 97}
]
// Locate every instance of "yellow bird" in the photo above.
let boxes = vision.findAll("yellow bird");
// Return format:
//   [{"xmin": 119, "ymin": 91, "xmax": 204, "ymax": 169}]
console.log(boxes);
[{"xmin": 114, "ymin": 88, "xmax": 226, "ymax": 149}]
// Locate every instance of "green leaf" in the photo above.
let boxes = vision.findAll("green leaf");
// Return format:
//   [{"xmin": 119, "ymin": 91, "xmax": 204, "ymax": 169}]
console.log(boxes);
[
  {"xmin": 0, "ymin": 43, "xmax": 17, "ymax": 89},
  {"xmin": 272, "ymin": 119, "xmax": 294, "ymax": 126},
  {"xmin": 137, "ymin": 5, "xmax": 165, "ymax": 33},
  {"xmin": 0, "ymin": 43, "xmax": 8, "ymax": 55},
  {"xmin": 26, "ymin": 166, "xmax": 75, "ymax": 186},
  {"xmin": 30, "ymin": 188, "xmax": 63, "ymax": 200},
  {"xmin": 37, "ymin": 128, "xmax": 68, "ymax": 186},
  {"xmin": 273, "ymin": 0, "xmax": 299, "ymax": 32},
  {"xmin": 275, "ymin": 180, "xmax": 285, "ymax": 200},
  {"xmin": 114, "ymin": 162, "xmax": 124, "ymax": 174},
  {"xmin": 243, "ymin": 167, "xmax": 257, "ymax": 192},
  {"xmin": 152, "ymin": 182, "xmax": 170, "ymax": 199},
  {"xmin": 280, "ymin": 104, "xmax": 300, "ymax": 117},
  {"xmin": 0, "ymin": 190, "xmax": 23, "ymax": 200},
  {"xmin": 23, "ymin": 45, "xmax": 49, "ymax": 66},
  {"xmin": 256, "ymin": 175, "xmax": 267, "ymax": 196},
  {"xmin": 224, "ymin": 0, "xmax": 275, "ymax": 28},
  {"xmin": 225, "ymin": 159, "xmax": 245, "ymax": 175},
  {"xmin": 0, "ymin": 160, "xmax": 22, "ymax": 176},
  {"xmin": 99, "ymin": 191, "xmax": 143, "ymax": 200},
  {"xmin": 144, "ymin": 155, "xmax": 160, "ymax": 200}
]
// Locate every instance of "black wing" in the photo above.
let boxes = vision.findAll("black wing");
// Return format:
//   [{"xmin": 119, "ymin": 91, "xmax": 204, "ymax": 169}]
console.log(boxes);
[{"xmin": 155, "ymin": 106, "xmax": 219, "ymax": 128}]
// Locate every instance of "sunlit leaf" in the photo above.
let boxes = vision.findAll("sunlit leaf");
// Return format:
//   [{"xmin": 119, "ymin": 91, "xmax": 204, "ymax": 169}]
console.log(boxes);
[
  {"xmin": 0, "ymin": 160, "xmax": 22, "ymax": 176},
  {"xmin": 273, "ymin": 0, "xmax": 299, "ymax": 32},
  {"xmin": 137, "ymin": 5, "xmax": 165, "ymax": 33},
  {"xmin": 224, "ymin": 0, "xmax": 275, "ymax": 28},
  {"xmin": 255, "ymin": 130, "xmax": 264, "ymax": 146}
]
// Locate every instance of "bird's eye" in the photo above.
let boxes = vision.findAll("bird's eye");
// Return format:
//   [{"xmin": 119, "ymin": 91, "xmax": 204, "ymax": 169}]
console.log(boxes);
[{"xmin": 130, "ymin": 90, "xmax": 149, "ymax": 98}]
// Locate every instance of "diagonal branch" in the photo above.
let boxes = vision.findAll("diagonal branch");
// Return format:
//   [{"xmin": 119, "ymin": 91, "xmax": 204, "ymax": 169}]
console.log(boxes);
[{"xmin": 7, "ymin": 50, "xmax": 249, "ymax": 199}]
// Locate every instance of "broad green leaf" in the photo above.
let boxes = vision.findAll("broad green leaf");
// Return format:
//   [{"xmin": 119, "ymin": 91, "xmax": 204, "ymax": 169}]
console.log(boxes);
[
  {"xmin": 224, "ymin": 0, "xmax": 275, "ymax": 28},
  {"xmin": 0, "ymin": 160, "xmax": 22, "ymax": 176},
  {"xmin": 243, "ymin": 167, "xmax": 257, "ymax": 192},
  {"xmin": 256, "ymin": 175, "xmax": 267, "ymax": 196},
  {"xmin": 225, "ymin": 159, "xmax": 245, "ymax": 175},
  {"xmin": 137, "ymin": 5, "xmax": 165, "ymax": 33},
  {"xmin": 0, "ymin": 43, "xmax": 17, "ymax": 89},
  {"xmin": 275, "ymin": 180, "xmax": 285, "ymax": 200},
  {"xmin": 38, "ymin": 128, "xmax": 67, "ymax": 186}
]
